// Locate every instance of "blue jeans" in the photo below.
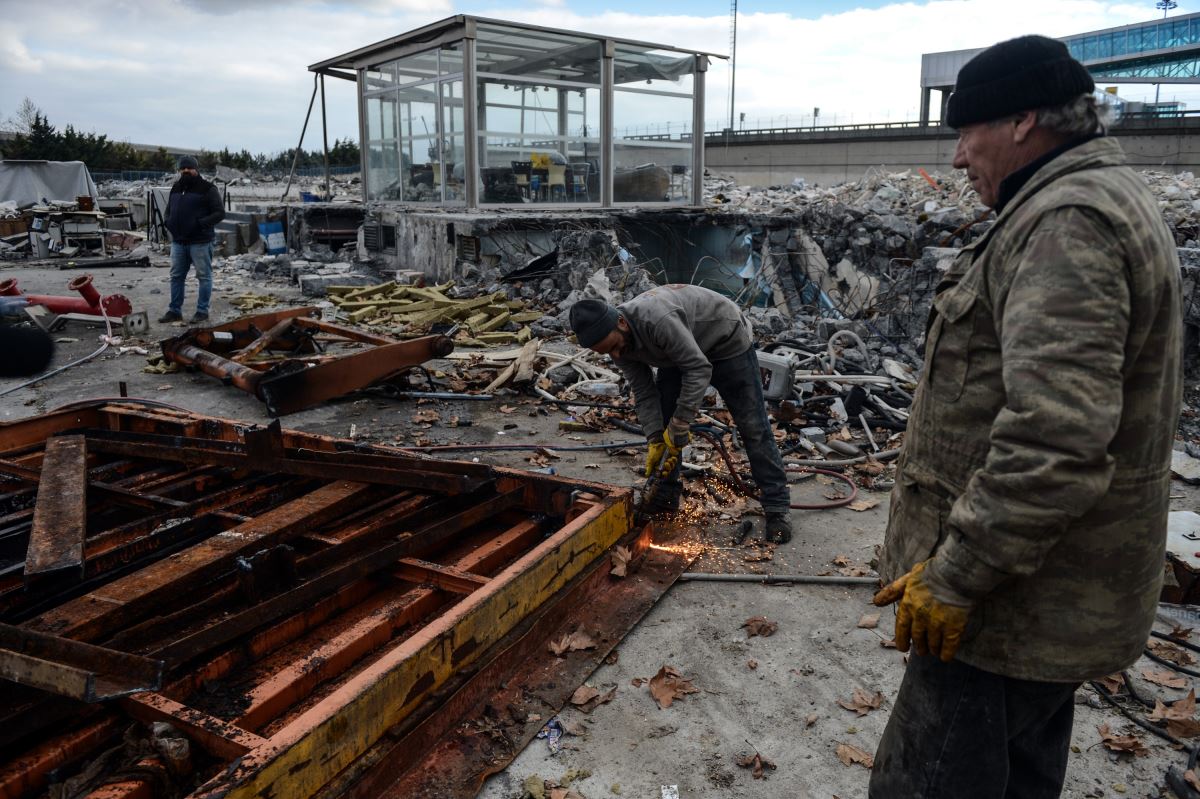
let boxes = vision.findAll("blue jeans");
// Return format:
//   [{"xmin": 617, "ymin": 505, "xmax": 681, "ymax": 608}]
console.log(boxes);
[
  {"xmin": 870, "ymin": 654, "xmax": 1079, "ymax": 799},
  {"xmin": 656, "ymin": 346, "xmax": 791, "ymax": 513},
  {"xmin": 169, "ymin": 242, "xmax": 213, "ymax": 316}
]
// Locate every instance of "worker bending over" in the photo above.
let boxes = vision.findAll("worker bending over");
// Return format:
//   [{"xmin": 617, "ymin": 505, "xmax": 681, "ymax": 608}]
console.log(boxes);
[
  {"xmin": 870, "ymin": 35, "xmax": 1181, "ymax": 798},
  {"xmin": 569, "ymin": 285, "xmax": 793, "ymax": 542}
]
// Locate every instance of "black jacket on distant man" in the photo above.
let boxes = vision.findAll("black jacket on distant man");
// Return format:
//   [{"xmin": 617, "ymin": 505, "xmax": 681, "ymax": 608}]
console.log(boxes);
[{"xmin": 165, "ymin": 174, "xmax": 224, "ymax": 245}]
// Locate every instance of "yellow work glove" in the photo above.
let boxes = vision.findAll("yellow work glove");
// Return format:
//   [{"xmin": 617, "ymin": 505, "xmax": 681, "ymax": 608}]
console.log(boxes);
[
  {"xmin": 873, "ymin": 560, "xmax": 972, "ymax": 663},
  {"xmin": 645, "ymin": 433, "xmax": 667, "ymax": 478},
  {"xmin": 660, "ymin": 424, "xmax": 690, "ymax": 476}
]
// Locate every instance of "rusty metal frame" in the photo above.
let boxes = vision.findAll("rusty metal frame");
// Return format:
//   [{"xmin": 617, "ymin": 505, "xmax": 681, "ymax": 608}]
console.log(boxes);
[
  {"xmin": 0, "ymin": 402, "xmax": 679, "ymax": 799},
  {"xmin": 159, "ymin": 308, "xmax": 455, "ymax": 415}
]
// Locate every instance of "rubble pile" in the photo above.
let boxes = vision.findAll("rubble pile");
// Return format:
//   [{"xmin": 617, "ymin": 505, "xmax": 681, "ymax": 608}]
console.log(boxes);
[{"xmin": 325, "ymin": 279, "xmax": 543, "ymax": 346}]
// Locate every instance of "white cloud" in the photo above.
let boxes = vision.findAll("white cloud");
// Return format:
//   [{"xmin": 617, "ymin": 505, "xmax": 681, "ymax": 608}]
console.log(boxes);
[{"xmin": 0, "ymin": 0, "xmax": 1185, "ymax": 153}]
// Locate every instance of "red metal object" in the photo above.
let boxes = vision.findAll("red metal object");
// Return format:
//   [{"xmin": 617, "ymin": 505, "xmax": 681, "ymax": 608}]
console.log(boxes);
[
  {"xmin": 0, "ymin": 279, "xmax": 19, "ymax": 296},
  {"xmin": 17, "ymin": 274, "xmax": 133, "ymax": 318},
  {"xmin": 161, "ymin": 308, "xmax": 456, "ymax": 416}
]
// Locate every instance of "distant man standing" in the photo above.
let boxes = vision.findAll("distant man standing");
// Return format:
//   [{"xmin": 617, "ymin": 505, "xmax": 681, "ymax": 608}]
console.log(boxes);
[
  {"xmin": 871, "ymin": 36, "xmax": 1181, "ymax": 798},
  {"xmin": 160, "ymin": 155, "xmax": 224, "ymax": 324},
  {"xmin": 569, "ymin": 285, "xmax": 793, "ymax": 542}
]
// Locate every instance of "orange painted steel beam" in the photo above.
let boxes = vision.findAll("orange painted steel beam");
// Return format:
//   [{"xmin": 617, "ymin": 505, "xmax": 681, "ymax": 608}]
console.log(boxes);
[
  {"xmin": 121, "ymin": 693, "xmax": 267, "ymax": 760},
  {"xmin": 25, "ymin": 480, "xmax": 374, "ymax": 643},
  {"xmin": 233, "ymin": 519, "xmax": 538, "ymax": 735},
  {"xmin": 392, "ymin": 558, "xmax": 490, "ymax": 594},
  {"xmin": 0, "ymin": 717, "xmax": 121, "ymax": 799}
]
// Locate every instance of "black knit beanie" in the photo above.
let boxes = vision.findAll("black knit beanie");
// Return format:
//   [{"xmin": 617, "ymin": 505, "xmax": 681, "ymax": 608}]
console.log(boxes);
[
  {"xmin": 569, "ymin": 298, "xmax": 619, "ymax": 348},
  {"xmin": 945, "ymin": 35, "xmax": 1094, "ymax": 128},
  {"xmin": 177, "ymin": 155, "xmax": 200, "ymax": 170}
]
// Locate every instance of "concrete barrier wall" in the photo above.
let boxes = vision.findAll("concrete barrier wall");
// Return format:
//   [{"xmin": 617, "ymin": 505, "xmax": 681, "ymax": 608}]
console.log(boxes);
[{"xmin": 703, "ymin": 130, "xmax": 1200, "ymax": 187}]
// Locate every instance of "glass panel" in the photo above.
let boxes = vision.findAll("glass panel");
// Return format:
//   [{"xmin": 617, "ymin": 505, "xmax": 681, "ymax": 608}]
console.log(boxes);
[
  {"xmin": 444, "ymin": 135, "xmax": 466, "ymax": 202},
  {"xmin": 1111, "ymin": 31, "xmax": 1126, "ymax": 56},
  {"xmin": 367, "ymin": 140, "xmax": 402, "ymax": 201},
  {"xmin": 1175, "ymin": 20, "xmax": 1190, "ymax": 46},
  {"xmin": 1158, "ymin": 23, "xmax": 1170, "ymax": 50},
  {"xmin": 614, "ymin": 89, "xmax": 693, "ymax": 141},
  {"xmin": 613, "ymin": 142, "xmax": 690, "ymax": 203},
  {"xmin": 614, "ymin": 88, "xmax": 691, "ymax": 204},
  {"xmin": 614, "ymin": 45, "xmax": 695, "ymax": 93},
  {"xmin": 1097, "ymin": 33, "xmax": 1111, "ymax": 59},
  {"xmin": 1066, "ymin": 40, "xmax": 1084, "ymax": 60},
  {"xmin": 366, "ymin": 95, "xmax": 397, "ymax": 140},
  {"xmin": 396, "ymin": 82, "xmax": 439, "ymax": 202},
  {"xmin": 440, "ymin": 41, "xmax": 464, "ymax": 76},
  {"xmin": 365, "ymin": 64, "xmax": 396, "ymax": 93},
  {"xmin": 475, "ymin": 23, "xmax": 602, "ymax": 85},
  {"xmin": 395, "ymin": 49, "xmax": 439, "ymax": 86},
  {"xmin": 442, "ymin": 81, "xmax": 465, "ymax": 206},
  {"xmin": 1083, "ymin": 36, "xmax": 1097, "ymax": 61}
]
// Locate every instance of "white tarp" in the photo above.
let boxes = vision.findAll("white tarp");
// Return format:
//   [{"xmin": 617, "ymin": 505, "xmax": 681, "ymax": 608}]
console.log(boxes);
[{"xmin": 0, "ymin": 160, "xmax": 98, "ymax": 207}]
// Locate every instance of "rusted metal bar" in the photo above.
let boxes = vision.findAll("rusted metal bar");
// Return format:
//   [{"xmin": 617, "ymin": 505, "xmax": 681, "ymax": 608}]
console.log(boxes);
[
  {"xmin": 121, "ymin": 692, "xmax": 267, "ymax": 759},
  {"xmin": 161, "ymin": 309, "xmax": 455, "ymax": 415},
  {"xmin": 26, "ymin": 480, "xmax": 376, "ymax": 643},
  {"xmin": 230, "ymin": 315, "xmax": 304, "ymax": 363},
  {"xmin": 393, "ymin": 558, "xmax": 490, "ymax": 594},
  {"xmin": 155, "ymin": 489, "xmax": 523, "ymax": 670},
  {"xmin": 0, "ymin": 623, "xmax": 163, "ymax": 701},
  {"xmin": 256, "ymin": 334, "xmax": 455, "ymax": 416},
  {"xmin": 25, "ymin": 435, "xmax": 88, "ymax": 582},
  {"xmin": 84, "ymin": 430, "xmax": 487, "ymax": 496}
]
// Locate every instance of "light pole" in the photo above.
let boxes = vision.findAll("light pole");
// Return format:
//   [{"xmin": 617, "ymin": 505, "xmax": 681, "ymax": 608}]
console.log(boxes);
[{"xmin": 1155, "ymin": 0, "xmax": 1177, "ymax": 106}]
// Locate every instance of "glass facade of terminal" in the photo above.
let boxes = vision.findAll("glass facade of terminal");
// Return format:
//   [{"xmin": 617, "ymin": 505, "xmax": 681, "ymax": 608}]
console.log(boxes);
[{"xmin": 1064, "ymin": 17, "xmax": 1200, "ymax": 62}]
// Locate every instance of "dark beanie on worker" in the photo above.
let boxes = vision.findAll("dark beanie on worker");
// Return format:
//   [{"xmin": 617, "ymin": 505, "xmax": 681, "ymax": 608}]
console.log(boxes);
[
  {"xmin": 177, "ymin": 155, "xmax": 199, "ymax": 170},
  {"xmin": 945, "ymin": 35, "xmax": 1095, "ymax": 128},
  {"xmin": 569, "ymin": 298, "xmax": 619, "ymax": 348}
]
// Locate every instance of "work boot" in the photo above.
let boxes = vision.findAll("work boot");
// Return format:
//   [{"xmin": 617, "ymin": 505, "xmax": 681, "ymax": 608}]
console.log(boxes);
[
  {"xmin": 645, "ymin": 480, "xmax": 682, "ymax": 516},
  {"xmin": 765, "ymin": 512, "xmax": 793, "ymax": 544},
  {"xmin": 158, "ymin": 310, "xmax": 182, "ymax": 323},
  {"xmin": 188, "ymin": 312, "xmax": 209, "ymax": 325}
]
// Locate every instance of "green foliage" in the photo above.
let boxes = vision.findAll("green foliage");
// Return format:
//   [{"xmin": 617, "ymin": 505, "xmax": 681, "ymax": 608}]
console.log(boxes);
[{"xmin": 0, "ymin": 102, "xmax": 362, "ymax": 174}]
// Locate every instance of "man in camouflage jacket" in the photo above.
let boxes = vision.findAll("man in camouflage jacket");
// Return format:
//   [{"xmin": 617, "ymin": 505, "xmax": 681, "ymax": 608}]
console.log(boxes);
[{"xmin": 870, "ymin": 36, "xmax": 1181, "ymax": 798}]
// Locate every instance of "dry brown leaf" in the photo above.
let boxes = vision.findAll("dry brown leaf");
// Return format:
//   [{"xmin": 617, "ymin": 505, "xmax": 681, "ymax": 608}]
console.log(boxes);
[
  {"xmin": 805, "ymin": 713, "xmax": 818, "ymax": 727},
  {"xmin": 1186, "ymin": 769, "xmax": 1200, "ymax": 792},
  {"xmin": 1149, "ymin": 689, "xmax": 1200, "ymax": 737},
  {"xmin": 735, "ymin": 752, "xmax": 777, "ymax": 779},
  {"xmin": 1142, "ymin": 669, "xmax": 1189, "ymax": 689},
  {"xmin": 569, "ymin": 684, "xmax": 616, "ymax": 713},
  {"xmin": 743, "ymin": 616, "xmax": 779, "ymax": 638},
  {"xmin": 604, "ymin": 651, "xmax": 619, "ymax": 665},
  {"xmin": 411, "ymin": 409, "xmax": 440, "ymax": 424},
  {"xmin": 1096, "ymin": 673, "xmax": 1126, "ymax": 694},
  {"xmin": 880, "ymin": 637, "xmax": 898, "ymax": 649},
  {"xmin": 747, "ymin": 659, "xmax": 758, "ymax": 670},
  {"xmin": 570, "ymin": 685, "xmax": 599, "ymax": 706},
  {"xmin": 499, "ymin": 404, "xmax": 518, "ymax": 414},
  {"xmin": 1171, "ymin": 624, "xmax": 1195, "ymax": 640},
  {"xmin": 835, "ymin": 742, "xmax": 875, "ymax": 768},
  {"xmin": 838, "ymin": 687, "xmax": 885, "ymax": 716},
  {"xmin": 648, "ymin": 665, "xmax": 700, "ymax": 709},
  {"xmin": 847, "ymin": 498, "xmax": 880, "ymax": 512},
  {"xmin": 1149, "ymin": 638, "xmax": 1197, "ymax": 666},
  {"xmin": 855, "ymin": 459, "xmax": 887, "ymax": 476},
  {"xmin": 1097, "ymin": 724, "xmax": 1150, "ymax": 756},
  {"xmin": 549, "ymin": 630, "xmax": 597, "ymax": 657},
  {"xmin": 631, "ymin": 677, "xmax": 645, "ymax": 688},
  {"xmin": 857, "ymin": 613, "xmax": 880, "ymax": 629},
  {"xmin": 610, "ymin": 545, "xmax": 631, "ymax": 578}
]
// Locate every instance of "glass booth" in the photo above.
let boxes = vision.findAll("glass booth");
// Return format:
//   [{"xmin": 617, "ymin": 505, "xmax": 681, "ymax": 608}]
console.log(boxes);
[{"xmin": 310, "ymin": 16, "xmax": 714, "ymax": 208}]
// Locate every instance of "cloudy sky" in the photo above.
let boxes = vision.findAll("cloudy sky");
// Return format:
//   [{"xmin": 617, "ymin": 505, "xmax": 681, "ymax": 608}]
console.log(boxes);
[{"xmin": 0, "ymin": 0, "xmax": 1188, "ymax": 155}]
